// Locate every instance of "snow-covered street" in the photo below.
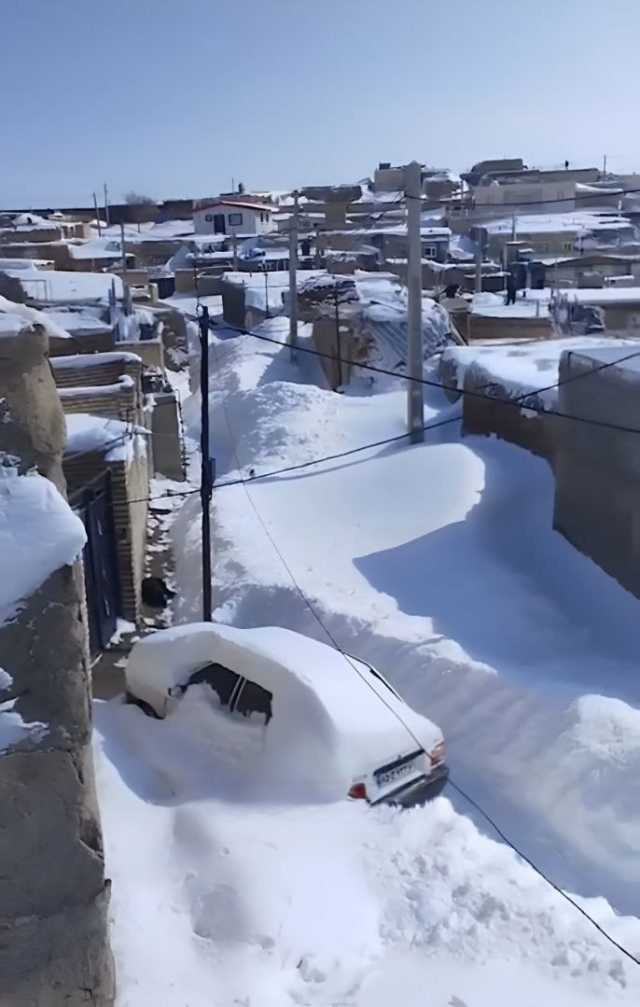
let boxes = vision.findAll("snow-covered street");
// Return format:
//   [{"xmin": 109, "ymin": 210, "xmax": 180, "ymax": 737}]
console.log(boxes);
[{"xmin": 95, "ymin": 320, "xmax": 640, "ymax": 1005}]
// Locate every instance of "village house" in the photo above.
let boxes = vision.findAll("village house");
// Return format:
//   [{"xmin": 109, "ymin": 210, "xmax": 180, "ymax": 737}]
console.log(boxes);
[{"xmin": 193, "ymin": 198, "xmax": 276, "ymax": 236}]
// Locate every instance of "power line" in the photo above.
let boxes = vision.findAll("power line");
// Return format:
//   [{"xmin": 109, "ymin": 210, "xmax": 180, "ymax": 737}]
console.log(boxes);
[
  {"xmin": 201, "ymin": 328, "xmax": 640, "ymax": 964},
  {"xmin": 448, "ymin": 779, "xmax": 640, "ymax": 966},
  {"xmin": 216, "ymin": 425, "xmax": 640, "ymax": 967},
  {"xmin": 216, "ymin": 319, "xmax": 640, "ymax": 436}
]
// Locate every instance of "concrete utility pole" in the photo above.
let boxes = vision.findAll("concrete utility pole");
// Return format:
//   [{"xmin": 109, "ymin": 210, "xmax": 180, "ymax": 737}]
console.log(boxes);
[
  {"xmin": 288, "ymin": 190, "xmax": 299, "ymax": 360},
  {"xmin": 103, "ymin": 182, "xmax": 110, "ymax": 227},
  {"xmin": 93, "ymin": 191, "xmax": 102, "ymax": 237},
  {"xmin": 119, "ymin": 221, "xmax": 128, "ymax": 283},
  {"xmin": 232, "ymin": 230, "xmax": 238, "ymax": 271},
  {"xmin": 263, "ymin": 266, "xmax": 270, "ymax": 319},
  {"xmin": 474, "ymin": 242, "xmax": 483, "ymax": 294},
  {"xmin": 198, "ymin": 305, "xmax": 213, "ymax": 622},
  {"xmin": 405, "ymin": 160, "xmax": 424, "ymax": 442}
]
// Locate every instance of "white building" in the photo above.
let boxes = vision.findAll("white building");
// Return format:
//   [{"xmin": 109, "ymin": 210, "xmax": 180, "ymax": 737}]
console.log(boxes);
[{"xmin": 193, "ymin": 199, "xmax": 275, "ymax": 236}]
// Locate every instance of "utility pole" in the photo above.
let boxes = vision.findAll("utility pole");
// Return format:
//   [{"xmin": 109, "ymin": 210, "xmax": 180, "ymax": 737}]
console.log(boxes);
[
  {"xmin": 405, "ymin": 160, "xmax": 424, "ymax": 442},
  {"xmin": 263, "ymin": 266, "xmax": 270, "ymax": 319},
  {"xmin": 333, "ymin": 282, "xmax": 342, "ymax": 389},
  {"xmin": 119, "ymin": 221, "xmax": 130, "ymax": 320},
  {"xmin": 474, "ymin": 241, "xmax": 482, "ymax": 294},
  {"xmin": 603, "ymin": 153, "xmax": 608, "ymax": 175},
  {"xmin": 92, "ymin": 192, "xmax": 102, "ymax": 237},
  {"xmin": 198, "ymin": 304, "xmax": 213, "ymax": 622},
  {"xmin": 103, "ymin": 182, "xmax": 110, "ymax": 227},
  {"xmin": 288, "ymin": 190, "xmax": 299, "ymax": 360},
  {"xmin": 232, "ymin": 230, "xmax": 238, "ymax": 270}
]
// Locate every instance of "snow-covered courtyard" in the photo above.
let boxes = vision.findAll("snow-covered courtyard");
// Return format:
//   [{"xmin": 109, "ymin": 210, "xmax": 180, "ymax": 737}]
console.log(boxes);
[{"xmin": 95, "ymin": 319, "xmax": 640, "ymax": 1005}]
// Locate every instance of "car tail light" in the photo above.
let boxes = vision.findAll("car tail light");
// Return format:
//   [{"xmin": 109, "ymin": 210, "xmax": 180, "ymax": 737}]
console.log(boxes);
[
  {"xmin": 429, "ymin": 740, "xmax": 446, "ymax": 766},
  {"xmin": 348, "ymin": 782, "xmax": 368, "ymax": 800}
]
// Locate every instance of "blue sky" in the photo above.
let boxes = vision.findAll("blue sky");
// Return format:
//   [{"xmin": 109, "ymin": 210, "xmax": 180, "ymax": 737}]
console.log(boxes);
[{"xmin": 1, "ymin": 0, "xmax": 638, "ymax": 207}]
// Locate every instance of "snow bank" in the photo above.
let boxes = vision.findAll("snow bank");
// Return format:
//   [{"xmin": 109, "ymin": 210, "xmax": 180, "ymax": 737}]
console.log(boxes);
[
  {"xmin": 95, "ymin": 698, "xmax": 640, "ymax": 1006},
  {"xmin": 0, "ymin": 470, "xmax": 86, "ymax": 618},
  {"xmin": 174, "ymin": 326, "xmax": 640, "ymax": 921}
]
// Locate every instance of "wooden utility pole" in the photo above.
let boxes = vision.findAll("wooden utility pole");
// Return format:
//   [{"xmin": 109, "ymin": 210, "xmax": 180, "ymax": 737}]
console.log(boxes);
[
  {"xmin": 198, "ymin": 304, "xmax": 213, "ymax": 622},
  {"xmin": 103, "ymin": 182, "xmax": 110, "ymax": 227},
  {"xmin": 288, "ymin": 190, "xmax": 299, "ymax": 360},
  {"xmin": 92, "ymin": 192, "xmax": 102, "ymax": 236},
  {"xmin": 405, "ymin": 160, "xmax": 424, "ymax": 441}
]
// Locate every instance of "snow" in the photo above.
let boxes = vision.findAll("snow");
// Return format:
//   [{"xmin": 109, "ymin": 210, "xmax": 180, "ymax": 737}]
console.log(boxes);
[
  {"xmin": 95, "ymin": 698, "xmax": 640, "ymax": 1006},
  {"xmin": 0, "ymin": 267, "xmax": 123, "ymax": 302},
  {"xmin": 0, "ymin": 695, "xmax": 47, "ymax": 752},
  {"xmin": 159, "ymin": 293, "xmax": 222, "ymax": 319},
  {"xmin": 0, "ymin": 470, "xmax": 86, "ymax": 618},
  {"xmin": 94, "ymin": 322, "xmax": 640, "ymax": 1005},
  {"xmin": 52, "ymin": 350, "xmax": 142, "ymax": 370},
  {"xmin": 484, "ymin": 211, "xmax": 634, "ymax": 235},
  {"xmin": 64, "ymin": 413, "xmax": 148, "ymax": 462},
  {"xmin": 440, "ymin": 335, "xmax": 640, "ymax": 405},
  {"xmin": 39, "ymin": 307, "xmax": 112, "ymax": 335},
  {"xmin": 125, "ymin": 622, "xmax": 442, "ymax": 799},
  {"xmin": 0, "ymin": 668, "xmax": 12, "ymax": 691},
  {"xmin": 471, "ymin": 290, "xmax": 550, "ymax": 319},
  {"xmin": 223, "ymin": 269, "xmax": 325, "ymax": 313},
  {"xmin": 0, "ymin": 295, "xmax": 72, "ymax": 341}
]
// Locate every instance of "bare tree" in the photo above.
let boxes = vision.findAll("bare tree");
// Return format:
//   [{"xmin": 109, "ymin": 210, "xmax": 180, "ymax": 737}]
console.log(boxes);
[
  {"xmin": 123, "ymin": 192, "xmax": 159, "ymax": 229},
  {"xmin": 124, "ymin": 191, "xmax": 155, "ymax": 205}
]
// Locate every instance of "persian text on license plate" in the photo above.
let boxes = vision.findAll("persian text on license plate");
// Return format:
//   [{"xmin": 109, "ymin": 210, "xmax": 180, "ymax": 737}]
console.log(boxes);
[{"xmin": 377, "ymin": 761, "xmax": 416, "ymax": 788}]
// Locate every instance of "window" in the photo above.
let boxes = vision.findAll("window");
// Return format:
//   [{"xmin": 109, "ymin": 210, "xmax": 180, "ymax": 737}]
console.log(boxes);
[
  {"xmin": 260, "ymin": 211, "xmax": 264, "ymax": 223},
  {"xmin": 204, "ymin": 213, "xmax": 215, "ymax": 222},
  {"xmin": 185, "ymin": 662, "xmax": 273, "ymax": 724},
  {"xmin": 228, "ymin": 212, "xmax": 243, "ymax": 226},
  {"xmin": 423, "ymin": 245, "xmax": 437, "ymax": 258},
  {"xmin": 562, "ymin": 241, "xmax": 573, "ymax": 253}
]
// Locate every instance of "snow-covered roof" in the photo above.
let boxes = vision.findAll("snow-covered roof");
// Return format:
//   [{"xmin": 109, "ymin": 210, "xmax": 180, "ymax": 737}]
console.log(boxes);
[
  {"xmin": 67, "ymin": 238, "xmax": 128, "ymax": 260},
  {"xmin": 64, "ymin": 413, "xmax": 148, "ymax": 463},
  {"xmin": 223, "ymin": 269, "xmax": 325, "ymax": 312},
  {"xmin": 0, "ymin": 470, "xmax": 86, "ymax": 618},
  {"xmin": 196, "ymin": 199, "xmax": 274, "ymax": 213},
  {"xmin": 441, "ymin": 335, "xmax": 640, "ymax": 406},
  {"xmin": 483, "ymin": 211, "xmax": 634, "ymax": 235},
  {"xmin": 0, "ymin": 295, "xmax": 72, "ymax": 340},
  {"xmin": 0, "ymin": 268, "xmax": 123, "ymax": 303}
]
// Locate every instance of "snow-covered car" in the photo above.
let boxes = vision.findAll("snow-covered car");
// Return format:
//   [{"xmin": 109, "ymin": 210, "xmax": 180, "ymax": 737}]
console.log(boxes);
[{"xmin": 125, "ymin": 623, "xmax": 448, "ymax": 806}]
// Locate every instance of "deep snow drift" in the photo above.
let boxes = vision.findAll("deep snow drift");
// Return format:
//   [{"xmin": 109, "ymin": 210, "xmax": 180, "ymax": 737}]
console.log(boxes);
[{"xmin": 96, "ymin": 320, "xmax": 640, "ymax": 1005}]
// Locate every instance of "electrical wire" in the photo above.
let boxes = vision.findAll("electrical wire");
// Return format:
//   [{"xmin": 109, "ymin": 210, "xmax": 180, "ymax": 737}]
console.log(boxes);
[
  {"xmin": 448, "ymin": 778, "xmax": 640, "ymax": 966},
  {"xmin": 216, "ymin": 404, "xmax": 640, "ymax": 967},
  {"xmin": 216, "ymin": 319, "xmax": 640, "ymax": 436}
]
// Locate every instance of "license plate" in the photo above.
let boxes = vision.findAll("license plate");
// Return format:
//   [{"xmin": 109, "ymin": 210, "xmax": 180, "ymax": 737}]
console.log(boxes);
[{"xmin": 376, "ymin": 761, "xmax": 416, "ymax": 788}]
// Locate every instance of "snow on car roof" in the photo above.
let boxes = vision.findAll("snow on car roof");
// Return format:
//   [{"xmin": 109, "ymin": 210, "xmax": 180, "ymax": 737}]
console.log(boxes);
[{"xmin": 126, "ymin": 623, "xmax": 441, "ymax": 782}]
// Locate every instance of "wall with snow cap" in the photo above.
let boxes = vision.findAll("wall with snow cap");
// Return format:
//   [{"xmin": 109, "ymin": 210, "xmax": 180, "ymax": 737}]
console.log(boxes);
[{"xmin": 0, "ymin": 321, "xmax": 114, "ymax": 1001}]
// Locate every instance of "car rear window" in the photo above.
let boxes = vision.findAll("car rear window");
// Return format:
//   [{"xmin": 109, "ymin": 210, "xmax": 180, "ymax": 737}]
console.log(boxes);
[
  {"xmin": 187, "ymin": 662, "xmax": 273, "ymax": 725},
  {"xmin": 188, "ymin": 662, "xmax": 240, "ymax": 707}
]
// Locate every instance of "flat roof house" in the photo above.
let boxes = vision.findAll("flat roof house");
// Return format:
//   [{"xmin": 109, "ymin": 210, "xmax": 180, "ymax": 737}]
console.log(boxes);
[{"xmin": 193, "ymin": 199, "xmax": 275, "ymax": 236}]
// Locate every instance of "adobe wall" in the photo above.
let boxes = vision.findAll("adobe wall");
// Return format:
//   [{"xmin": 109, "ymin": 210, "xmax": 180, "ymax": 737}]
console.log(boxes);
[{"xmin": 0, "ymin": 322, "xmax": 114, "ymax": 1005}]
